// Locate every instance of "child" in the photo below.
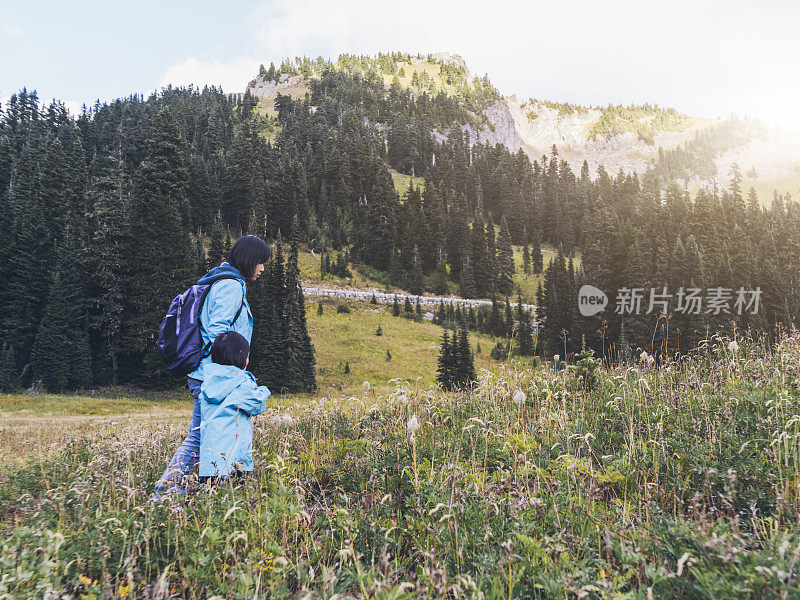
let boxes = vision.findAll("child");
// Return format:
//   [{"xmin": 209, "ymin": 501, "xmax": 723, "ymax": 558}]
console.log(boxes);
[{"xmin": 199, "ymin": 331, "xmax": 270, "ymax": 483}]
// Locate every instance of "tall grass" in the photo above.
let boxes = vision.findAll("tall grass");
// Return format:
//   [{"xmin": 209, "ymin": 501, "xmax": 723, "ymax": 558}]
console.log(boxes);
[{"xmin": 2, "ymin": 332, "xmax": 800, "ymax": 598}]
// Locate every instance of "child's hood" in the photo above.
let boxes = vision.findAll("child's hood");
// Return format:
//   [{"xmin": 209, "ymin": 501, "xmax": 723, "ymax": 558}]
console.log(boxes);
[{"xmin": 200, "ymin": 363, "xmax": 254, "ymax": 404}]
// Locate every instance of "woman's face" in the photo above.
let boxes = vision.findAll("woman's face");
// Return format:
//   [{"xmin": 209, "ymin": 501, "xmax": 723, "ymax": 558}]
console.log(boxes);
[{"xmin": 250, "ymin": 264, "xmax": 265, "ymax": 281}]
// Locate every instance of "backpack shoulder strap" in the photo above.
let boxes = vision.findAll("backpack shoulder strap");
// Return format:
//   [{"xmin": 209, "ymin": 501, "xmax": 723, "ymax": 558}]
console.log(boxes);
[
  {"xmin": 198, "ymin": 275, "xmax": 246, "ymax": 331},
  {"xmin": 231, "ymin": 282, "xmax": 246, "ymax": 324}
]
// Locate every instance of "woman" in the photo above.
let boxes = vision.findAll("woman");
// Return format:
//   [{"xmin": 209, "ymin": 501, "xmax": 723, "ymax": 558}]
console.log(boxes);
[{"xmin": 154, "ymin": 234, "xmax": 271, "ymax": 499}]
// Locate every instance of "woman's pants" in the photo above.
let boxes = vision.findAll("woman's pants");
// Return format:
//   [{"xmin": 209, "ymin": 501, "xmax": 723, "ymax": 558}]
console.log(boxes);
[{"xmin": 154, "ymin": 377, "xmax": 203, "ymax": 494}]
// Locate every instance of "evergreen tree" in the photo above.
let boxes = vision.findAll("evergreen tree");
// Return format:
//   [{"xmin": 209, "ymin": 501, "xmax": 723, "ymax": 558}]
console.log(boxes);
[
  {"xmin": 125, "ymin": 109, "xmax": 195, "ymax": 379},
  {"xmin": 88, "ymin": 151, "xmax": 128, "ymax": 384},
  {"xmin": 408, "ymin": 244, "xmax": 424, "ymax": 295},
  {"xmin": 30, "ymin": 231, "xmax": 92, "ymax": 392},
  {"xmin": 436, "ymin": 328, "xmax": 454, "ymax": 390},
  {"xmin": 284, "ymin": 215, "xmax": 317, "ymax": 392},
  {"xmin": 0, "ymin": 344, "xmax": 18, "ymax": 392},
  {"xmin": 251, "ymin": 233, "xmax": 287, "ymax": 390},
  {"xmin": 454, "ymin": 326, "xmax": 477, "ymax": 388},
  {"xmin": 532, "ymin": 234, "xmax": 544, "ymax": 273},
  {"xmin": 522, "ymin": 241, "xmax": 531, "ymax": 275},
  {"xmin": 206, "ymin": 215, "xmax": 225, "ymax": 269},
  {"xmin": 460, "ymin": 261, "xmax": 478, "ymax": 299},
  {"xmin": 496, "ymin": 215, "xmax": 516, "ymax": 296}
]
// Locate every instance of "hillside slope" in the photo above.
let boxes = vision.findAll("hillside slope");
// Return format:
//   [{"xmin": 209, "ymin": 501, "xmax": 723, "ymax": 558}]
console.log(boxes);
[{"xmin": 246, "ymin": 52, "xmax": 800, "ymax": 197}]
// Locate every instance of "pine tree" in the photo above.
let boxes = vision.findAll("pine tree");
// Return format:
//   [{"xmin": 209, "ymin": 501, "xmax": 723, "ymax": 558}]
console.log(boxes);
[
  {"xmin": 408, "ymin": 244, "xmax": 424, "ymax": 295},
  {"xmin": 207, "ymin": 215, "xmax": 225, "ymax": 269},
  {"xmin": 88, "ymin": 151, "xmax": 128, "ymax": 384},
  {"xmin": 392, "ymin": 295, "xmax": 401, "ymax": 317},
  {"xmin": 0, "ymin": 344, "xmax": 18, "ymax": 392},
  {"xmin": 522, "ymin": 242, "xmax": 531, "ymax": 275},
  {"xmin": 515, "ymin": 290, "xmax": 534, "ymax": 355},
  {"xmin": 2, "ymin": 150, "xmax": 52, "ymax": 375},
  {"xmin": 460, "ymin": 261, "xmax": 478, "ymax": 299},
  {"xmin": 496, "ymin": 215, "xmax": 516, "ymax": 296},
  {"xmin": 125, "ymin": 108, "xmax": 195, "ymax": 379},
  {"xmin": 532, "ymin": 234, "xmax": 544, "ymax": 273},
  {"xmin": 30, "ymin": 231, "xmax": 92, "ymax": 392},
  {"xmin": 251, "ymin": 233, "xmax": 287, "ymax": 391},
  {"xmin": 284, "ymin": 215, "xmax": 317, "ymax": 392},
  {"xmin": 436, "ymin": 329, "xmax": 453, "ymax": 390},
  {"xmin": 455, "ymin": 326, "xmax": 477, "ymax": 388},
  {"xmin": 404, "ymin": 295, "xmax": 414, "ymax": 316},
  {"xmin": 431, "ymin": 246, "xmax": 449, "ymax": 295}
]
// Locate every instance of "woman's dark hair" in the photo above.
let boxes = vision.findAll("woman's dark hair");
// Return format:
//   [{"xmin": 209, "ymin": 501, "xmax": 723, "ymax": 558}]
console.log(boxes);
[
  {"xmin": 211, "ymin": 331, "xmax": 250, "ymax": 370},
  {"xmin": 226, "ymin": 235, "xmax": 271, "ymax": 279}
]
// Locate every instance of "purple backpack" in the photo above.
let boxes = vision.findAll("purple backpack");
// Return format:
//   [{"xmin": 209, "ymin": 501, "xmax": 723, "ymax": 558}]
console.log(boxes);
[{"xmin": 157, "ymin": 275, "xmax": 245, "ymax": 376}]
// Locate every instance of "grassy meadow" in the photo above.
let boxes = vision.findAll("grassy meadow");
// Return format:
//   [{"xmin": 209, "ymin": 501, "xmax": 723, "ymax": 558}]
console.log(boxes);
[{"xmin": 3, "ymin": 331, "xmax": 800, "ymax": 598}]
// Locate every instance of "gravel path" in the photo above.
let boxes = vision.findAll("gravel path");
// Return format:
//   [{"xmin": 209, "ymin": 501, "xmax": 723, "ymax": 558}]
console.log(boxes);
[{"xmin": 302, "ymin": 286, "xmax": 537, "ymax": 311}]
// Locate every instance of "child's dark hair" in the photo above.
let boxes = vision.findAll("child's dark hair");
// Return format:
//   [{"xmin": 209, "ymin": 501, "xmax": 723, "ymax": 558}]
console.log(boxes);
[
  {"xmin": 211, "ymin": 331, "xmax": 250, "ymax": 369},
  {"xmin": 226, "ymin": 235, "xmax": 271, "ymax": 279}
]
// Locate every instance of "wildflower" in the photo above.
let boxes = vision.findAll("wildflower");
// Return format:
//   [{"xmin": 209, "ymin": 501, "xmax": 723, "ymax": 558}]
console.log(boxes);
[
  {"xmin": 639, "ymin": 350, "xmax": 649, "ymax": 363},
  {"xmin": 513, "ymin": 389, "xmax": 526, "ymax": 405},
  {"xmin": 407, "ymin": 414, "xmax": 420, "ymax": 443},
  {"xmin": 553, "ymin": 354, "xmax": 560, "ymax": 363},
  {"xmin": 281, "ymin": 413, "xmax": 294, "ymax": 427},
  {"xmin": 363, "ymin": 381, "xmax": 371, "ymax": 392},
  {"xmin": 728, "ymin": 340, "xmax": 739, "ymax": 353}
]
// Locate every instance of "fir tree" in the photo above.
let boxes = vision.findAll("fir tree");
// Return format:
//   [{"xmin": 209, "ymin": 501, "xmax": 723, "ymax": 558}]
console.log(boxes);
[
  {"xmin": 0, "ymin": 344, "xmax": 18, "ymax": 392},
  {"xmin": 206, "ymin": 215, "xmax": 225, "ymax": 269},
  {"xmin": 460, "ymin": 261, "xmax": 478, "ymax": 299},
  {"xmin": 496, "ymin": 215, "xmax": 516, "ymax": 296},
  {"xmin": 408, "ymin": 244, "xmax": 424, "ymax": 295},
  {"xmin": 284, "ymin": 215, "xmax": 317, "ymax": 392},
  {"xmin": 30, "ymin": 231, "xmax": 92, "ymax": 392},
  {"xmin": 436, "ymin": 328, "xmax": 454, "ymax": 390},
  {"xmin": 87, "ymin": 151, "xmax": 128, "ymax": 384},
  {"xmin": 532, "ymin": 234, "xmax": 544, "ymax": 273},
  {"xmin": 454, "ymin": 326, "xmax": 477, "ymax": 388},
  {"xmin": 125, "ymin": 108, "xmax": 195, "ymax": 378}
]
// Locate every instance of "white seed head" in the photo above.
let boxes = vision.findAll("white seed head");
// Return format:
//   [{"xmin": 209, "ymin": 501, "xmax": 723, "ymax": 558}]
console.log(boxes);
[
  {"xmin": 553, "ymin": 355, "xmax": 560, "ymax": 363},
  {"xmin": 281, "ymin": 413, "xmax": 294, "ymax": 427},
  {"xmin": 513, "ymin": 390, "xmax": 526, "ymax": 405},
  {"xmin": 362, "ymin": 381, "xmax": 371, "ymax": 392},
  {"xmin": 728, "ymin": 340, "xmax": 739, "ymax": 353},
  {"xmin": 407, "ymin": 414, "xmax": 420, "ymax": 435}
]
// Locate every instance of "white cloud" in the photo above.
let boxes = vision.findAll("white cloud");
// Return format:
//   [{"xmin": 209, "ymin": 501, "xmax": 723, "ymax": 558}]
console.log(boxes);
[
  {"xmin": 1, "ymin": 22, "xmax": 23, "ymax": 38},
  {"xmin": 156, "ymin": 56, "xmax": 262, "ymax": 94}
]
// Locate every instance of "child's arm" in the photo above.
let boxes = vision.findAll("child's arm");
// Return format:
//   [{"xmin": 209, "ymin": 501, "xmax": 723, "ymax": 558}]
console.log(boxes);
[{"xmin": 236, "ymin": 384, "xmax": 271, "ymax": 417}]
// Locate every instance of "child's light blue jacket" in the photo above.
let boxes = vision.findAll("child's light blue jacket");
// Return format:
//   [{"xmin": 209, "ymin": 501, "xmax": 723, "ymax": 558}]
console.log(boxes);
[
  {"xmin": 188, "ymin": 262, "xmax": 254, "ymax": 381},
  {"xmin": 199, "ymin": 363, "xmax": 270, "ymax": 478}
]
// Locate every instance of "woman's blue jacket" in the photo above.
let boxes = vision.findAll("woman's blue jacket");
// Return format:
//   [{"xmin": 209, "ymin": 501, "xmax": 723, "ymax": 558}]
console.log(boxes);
[{"xmin": 188, "ymin": 262, "xmax": 253, "ymax": 381}]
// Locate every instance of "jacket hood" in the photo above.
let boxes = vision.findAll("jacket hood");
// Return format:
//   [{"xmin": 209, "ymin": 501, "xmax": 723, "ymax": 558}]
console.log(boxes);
[
  {"xmin": 201, "ymin": 363, "xmax": 251, "ymax": 404},
  {"xmin": 198, "ymin": 261, "xmax": 245, "ymax": 286}
]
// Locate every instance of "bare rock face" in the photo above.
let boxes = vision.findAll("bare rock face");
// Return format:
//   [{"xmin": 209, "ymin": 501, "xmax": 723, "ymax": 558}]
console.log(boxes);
[
  {"xmin": 429, "ymin": 52, "xmax": 469, "ymax": 74},
  {"xmin": 247, "ymin": 73, "xmax": 306, "ymax": 102}
]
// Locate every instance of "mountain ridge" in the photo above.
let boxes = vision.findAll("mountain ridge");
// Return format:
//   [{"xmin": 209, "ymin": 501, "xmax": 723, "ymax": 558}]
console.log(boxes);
[{"xmin": 244, "ymin": 52, "xmax": 800, "ymax": 197}]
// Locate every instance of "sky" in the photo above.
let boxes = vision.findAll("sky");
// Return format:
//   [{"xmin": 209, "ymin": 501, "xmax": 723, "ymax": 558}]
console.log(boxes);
[{"xmin": 2, "ymin": 0, "xmax": 800, "ymax": 130}]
